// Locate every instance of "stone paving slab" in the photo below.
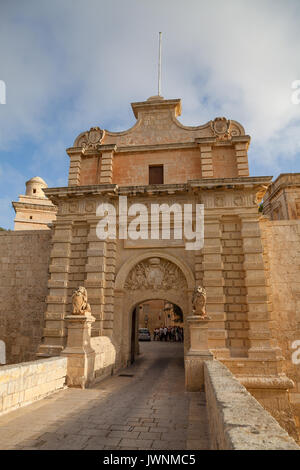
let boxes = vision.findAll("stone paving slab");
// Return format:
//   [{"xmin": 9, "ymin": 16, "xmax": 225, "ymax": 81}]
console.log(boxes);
[{"xmin": 0, "ymin": 342, "xmax": 211, "ymax": 450}]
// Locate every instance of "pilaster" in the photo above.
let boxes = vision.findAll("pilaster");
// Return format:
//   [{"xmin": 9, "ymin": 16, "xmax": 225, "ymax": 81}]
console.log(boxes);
[
  {"xmin": 203, "ymin": 215, "xmax": 230, "ymax": 358},
  {"xmin": 240, "ymin": 215, "xmax": 281, "ymax": 360},
  {"xmin": 37, "ymin": 221, "xmax": 73, "ymax": 357},
  {"xmin": 84, "ymin": 220, "xmax": 117, "ymax": 338},
  {"xmin": 67, "ymin": 148, "xmax": 82, "ymax": 186},
  {"xmin": 232, "ymin": 137, "xmax": 250, "ymax": 177},
  {"xmin": 197, "ymin": 139, "xmax": 216, "ymax": 178},
  {"xmin": 99, "ymin": 145, "xmax": 117, "ymax": 184},
  {"xmin": 185, "ymin": 316, "xmax": 213, "ymax": 391}
]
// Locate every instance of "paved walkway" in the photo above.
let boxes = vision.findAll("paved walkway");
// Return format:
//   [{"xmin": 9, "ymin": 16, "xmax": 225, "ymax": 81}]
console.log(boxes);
[{"xmin": 0, "ymin": 342, "xmax": 210, "ymax": 450}]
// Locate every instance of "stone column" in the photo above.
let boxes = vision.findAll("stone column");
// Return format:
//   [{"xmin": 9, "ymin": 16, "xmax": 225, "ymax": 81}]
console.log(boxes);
[
  {"xmin": 38, "ymin": 221, "xmax": 73, "ymax": 357},
  {"xmin": 203, "ymin": 215, "xmax": 230, "ymax": 358},
  {"xmin": 185, "ymin": 316, "xmax": 213, "ymax": 391},
  {"xmin": 61, "ymin": 313, "xmax": 95, "ymax": 388},
  {"xmin": 241, "ymin": 215, "xmax": 281, "ymax": 360},
  {"xmin": 99, "ymin": 145, "xmax": 117, "ymax": 184}
]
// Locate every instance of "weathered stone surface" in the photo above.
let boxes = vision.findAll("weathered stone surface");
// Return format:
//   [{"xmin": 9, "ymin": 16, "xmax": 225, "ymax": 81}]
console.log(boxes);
[
  {"xmin": 1, "ymin": 94, "xmax": 300, "ymax": 443},
  {"xmin": 0, "ymin": 343, "xmax": 210, "ymax": 450},
  {"xmin": 0, "ymin": 357, "xmax": 67, "ymax": 416},
  {"xmin": 204, "ymin": 360, "xmax": 299, "ymax": 450},
  {"xmin": 0, "ymin": 230, "xmax": 51, "ymax": 364}
]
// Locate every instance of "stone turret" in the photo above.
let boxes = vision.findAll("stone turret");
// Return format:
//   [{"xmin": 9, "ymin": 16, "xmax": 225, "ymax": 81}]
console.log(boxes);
[{"xmin": 12, "ymin": 176, "xmax": 57, "ymax": 230}]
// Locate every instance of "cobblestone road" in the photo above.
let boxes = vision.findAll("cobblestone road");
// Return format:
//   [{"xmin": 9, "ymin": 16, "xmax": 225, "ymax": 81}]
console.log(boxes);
[{"xmin": 0, "ymin": 342, "xmax": 210, "ymax": 450}]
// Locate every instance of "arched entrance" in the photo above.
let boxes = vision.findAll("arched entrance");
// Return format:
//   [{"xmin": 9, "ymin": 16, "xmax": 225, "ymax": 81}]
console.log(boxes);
[
  {"xmin": 130, "ymin": 299, "xmax": 184, "ymax": 363},
  {"xmin": 114, "ymin": 252, "xmax": 195, "ymax": 367}
]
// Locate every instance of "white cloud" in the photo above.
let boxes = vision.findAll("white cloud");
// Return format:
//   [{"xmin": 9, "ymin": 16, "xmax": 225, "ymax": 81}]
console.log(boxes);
[{"xmin": 0, "ymin": 0, "xmax": 300, "ymax": 227}]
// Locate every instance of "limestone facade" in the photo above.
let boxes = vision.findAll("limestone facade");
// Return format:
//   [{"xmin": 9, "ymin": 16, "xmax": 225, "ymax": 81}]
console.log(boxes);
[
  {"xmin": 263, "ymin": 173, "xmax": 300, "ymax": 220},
  {"xmin": 1, "ymin": 94, "xmax": 300, "ymax": 440},
  {"xmin": 0, "ymin": 357, "xmax": 67, "ymax": 415},
  {"xmin": 260, "ymin": 218, "xmax": 300, "ymax": 432},
  {"xmin": 38, "ymin": 97, "xmax": 295, "ymax": 428}
]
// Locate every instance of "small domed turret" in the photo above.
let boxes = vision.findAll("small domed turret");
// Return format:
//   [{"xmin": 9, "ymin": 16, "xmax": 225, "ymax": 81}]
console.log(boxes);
[{"xmin": 25, "ymin": 176, "xmax": 48, "ymax": 198}]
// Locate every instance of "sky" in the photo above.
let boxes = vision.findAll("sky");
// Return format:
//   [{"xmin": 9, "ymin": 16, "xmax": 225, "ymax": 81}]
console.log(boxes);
[{"xmin": 1, "ymin": 0, "xmax": 300, "ymax": 229}]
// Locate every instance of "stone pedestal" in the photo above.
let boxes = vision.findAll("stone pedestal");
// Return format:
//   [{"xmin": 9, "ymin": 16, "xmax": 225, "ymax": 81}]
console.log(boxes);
[
  {"xmin": 61, "ymin": 314, "xmax": 96, "ymax": 389},
  {"xmin": 185, "ymin": 315, "xmax": 213, "ymax": 391}
]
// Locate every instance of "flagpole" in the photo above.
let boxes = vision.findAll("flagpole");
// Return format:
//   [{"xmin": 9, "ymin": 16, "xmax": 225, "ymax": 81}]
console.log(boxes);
[{"xmin": 158, "ymin": 32, "xmax": 162, "ymax": 96}]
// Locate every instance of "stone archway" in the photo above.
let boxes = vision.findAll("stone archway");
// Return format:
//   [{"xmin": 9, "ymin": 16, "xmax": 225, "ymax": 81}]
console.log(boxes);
[{"xmin": 114, "ymin": 252, "xmax": 195, "ymax": 367}]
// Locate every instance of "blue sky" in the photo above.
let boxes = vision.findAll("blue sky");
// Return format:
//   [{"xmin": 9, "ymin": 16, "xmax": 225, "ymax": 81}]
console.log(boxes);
[{"xmin": 1, "ymin": 0, "xmax": 300, "ymax": 228}]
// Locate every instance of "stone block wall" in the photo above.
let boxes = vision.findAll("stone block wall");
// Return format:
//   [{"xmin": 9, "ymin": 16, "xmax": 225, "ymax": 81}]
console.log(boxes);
[
  {"xmin": 204, "ymin": 360, "xmax": 299, "ymax": 450},
  {"xmin": 221, "ymin": 217, "xmax": 249, "ymax": 357},
  {"xmin": 112, "ymin": 148, "xmax": 203, "ymax": 186},
  {"xmin": 260, "ymin": 218, "xmax": 300, "ymax": 430},
  {"xmin": 0, "ymin": 231, "xmax": 51, "ymax": 364},
  {"xmin": 0, "ymin": 356, "xmax": 67, "ymax": 415},
  {"xmin": 263, "ymin": 173, "xmax": 300, "ymax": 220}
]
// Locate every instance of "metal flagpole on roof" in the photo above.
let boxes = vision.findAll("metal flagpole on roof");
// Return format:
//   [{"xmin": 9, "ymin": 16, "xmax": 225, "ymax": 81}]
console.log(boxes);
[{"xmin": 158, "ymin": 32, "xmax": 162, "ymax": 96}]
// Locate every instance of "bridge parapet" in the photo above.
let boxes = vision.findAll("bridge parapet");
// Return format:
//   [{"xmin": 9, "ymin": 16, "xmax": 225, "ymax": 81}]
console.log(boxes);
[{"xmin": 204, "ymin": 360, "xmax": 299, "ymax": 450}]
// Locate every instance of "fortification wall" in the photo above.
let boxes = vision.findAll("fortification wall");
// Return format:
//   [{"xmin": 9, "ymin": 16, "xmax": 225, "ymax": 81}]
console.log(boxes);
[
  {"xmin": 0, "ymin": 231, "xmax": 51, "ymax": 364},
  {"xmin": 260, "ymin": 218, "xmax": 300, "ymax": 430}
]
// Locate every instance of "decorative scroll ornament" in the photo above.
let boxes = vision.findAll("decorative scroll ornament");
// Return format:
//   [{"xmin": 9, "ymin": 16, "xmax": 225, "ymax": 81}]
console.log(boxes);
[
  {"xmin": 211, "ymin": 117, "xmax": 231, "ymax": 140},
  {"xmin": 124, "ymin": 257, "xmax": 187, "ymax": 291},
  {"xmin": 77, "ymin": 127, "xmax": 105, "ymax": 150}
]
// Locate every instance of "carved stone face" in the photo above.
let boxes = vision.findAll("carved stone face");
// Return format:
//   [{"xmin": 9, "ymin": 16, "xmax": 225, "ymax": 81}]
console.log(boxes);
[{"xmin": 77, "ymin": 286, "xmax": 87, "ymax": 297}]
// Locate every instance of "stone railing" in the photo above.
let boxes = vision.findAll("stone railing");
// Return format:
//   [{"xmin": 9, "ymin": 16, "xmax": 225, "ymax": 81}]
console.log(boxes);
[
  {"xmin": 0, "ymin": 357, "xmax": 67, "ymax": 416},
  {"xmin": 204, "ymin": 360, "xmax": 299, "ymax": 450}
]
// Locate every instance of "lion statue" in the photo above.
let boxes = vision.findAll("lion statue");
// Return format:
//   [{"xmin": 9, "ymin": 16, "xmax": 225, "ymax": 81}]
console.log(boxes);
[
  {"xmin": 192, "ymin": 285, "xmax": 209, "ymax": 319},
  {"xmin": 72, "ymin": 286, "xmax": 92, "ymax": 315}
]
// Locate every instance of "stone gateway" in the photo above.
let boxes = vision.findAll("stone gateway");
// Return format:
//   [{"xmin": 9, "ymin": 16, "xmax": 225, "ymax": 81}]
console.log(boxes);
[{"xmin": 0, "ymin": 94, "xmax": 300, "ymax": 443}]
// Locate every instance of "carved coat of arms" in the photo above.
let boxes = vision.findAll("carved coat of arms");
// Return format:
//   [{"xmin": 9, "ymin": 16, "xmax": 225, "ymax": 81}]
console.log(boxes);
[
  {"xmin": 125, "ymin": 258, "xmax": 187, "ymax": 291},
  {"xmin": 78, "ymin": 127, "xmax": 105, "ymax": 150},
  {"xmin": 210, "ymin": 117, "xmax": 231, "ymax": 140}
]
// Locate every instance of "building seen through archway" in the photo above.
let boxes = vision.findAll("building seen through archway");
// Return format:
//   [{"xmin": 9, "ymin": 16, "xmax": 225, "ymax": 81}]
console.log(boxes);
[{"xmin": 138, "ymin": 300, "xmax": 183, "ymax": 334}]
